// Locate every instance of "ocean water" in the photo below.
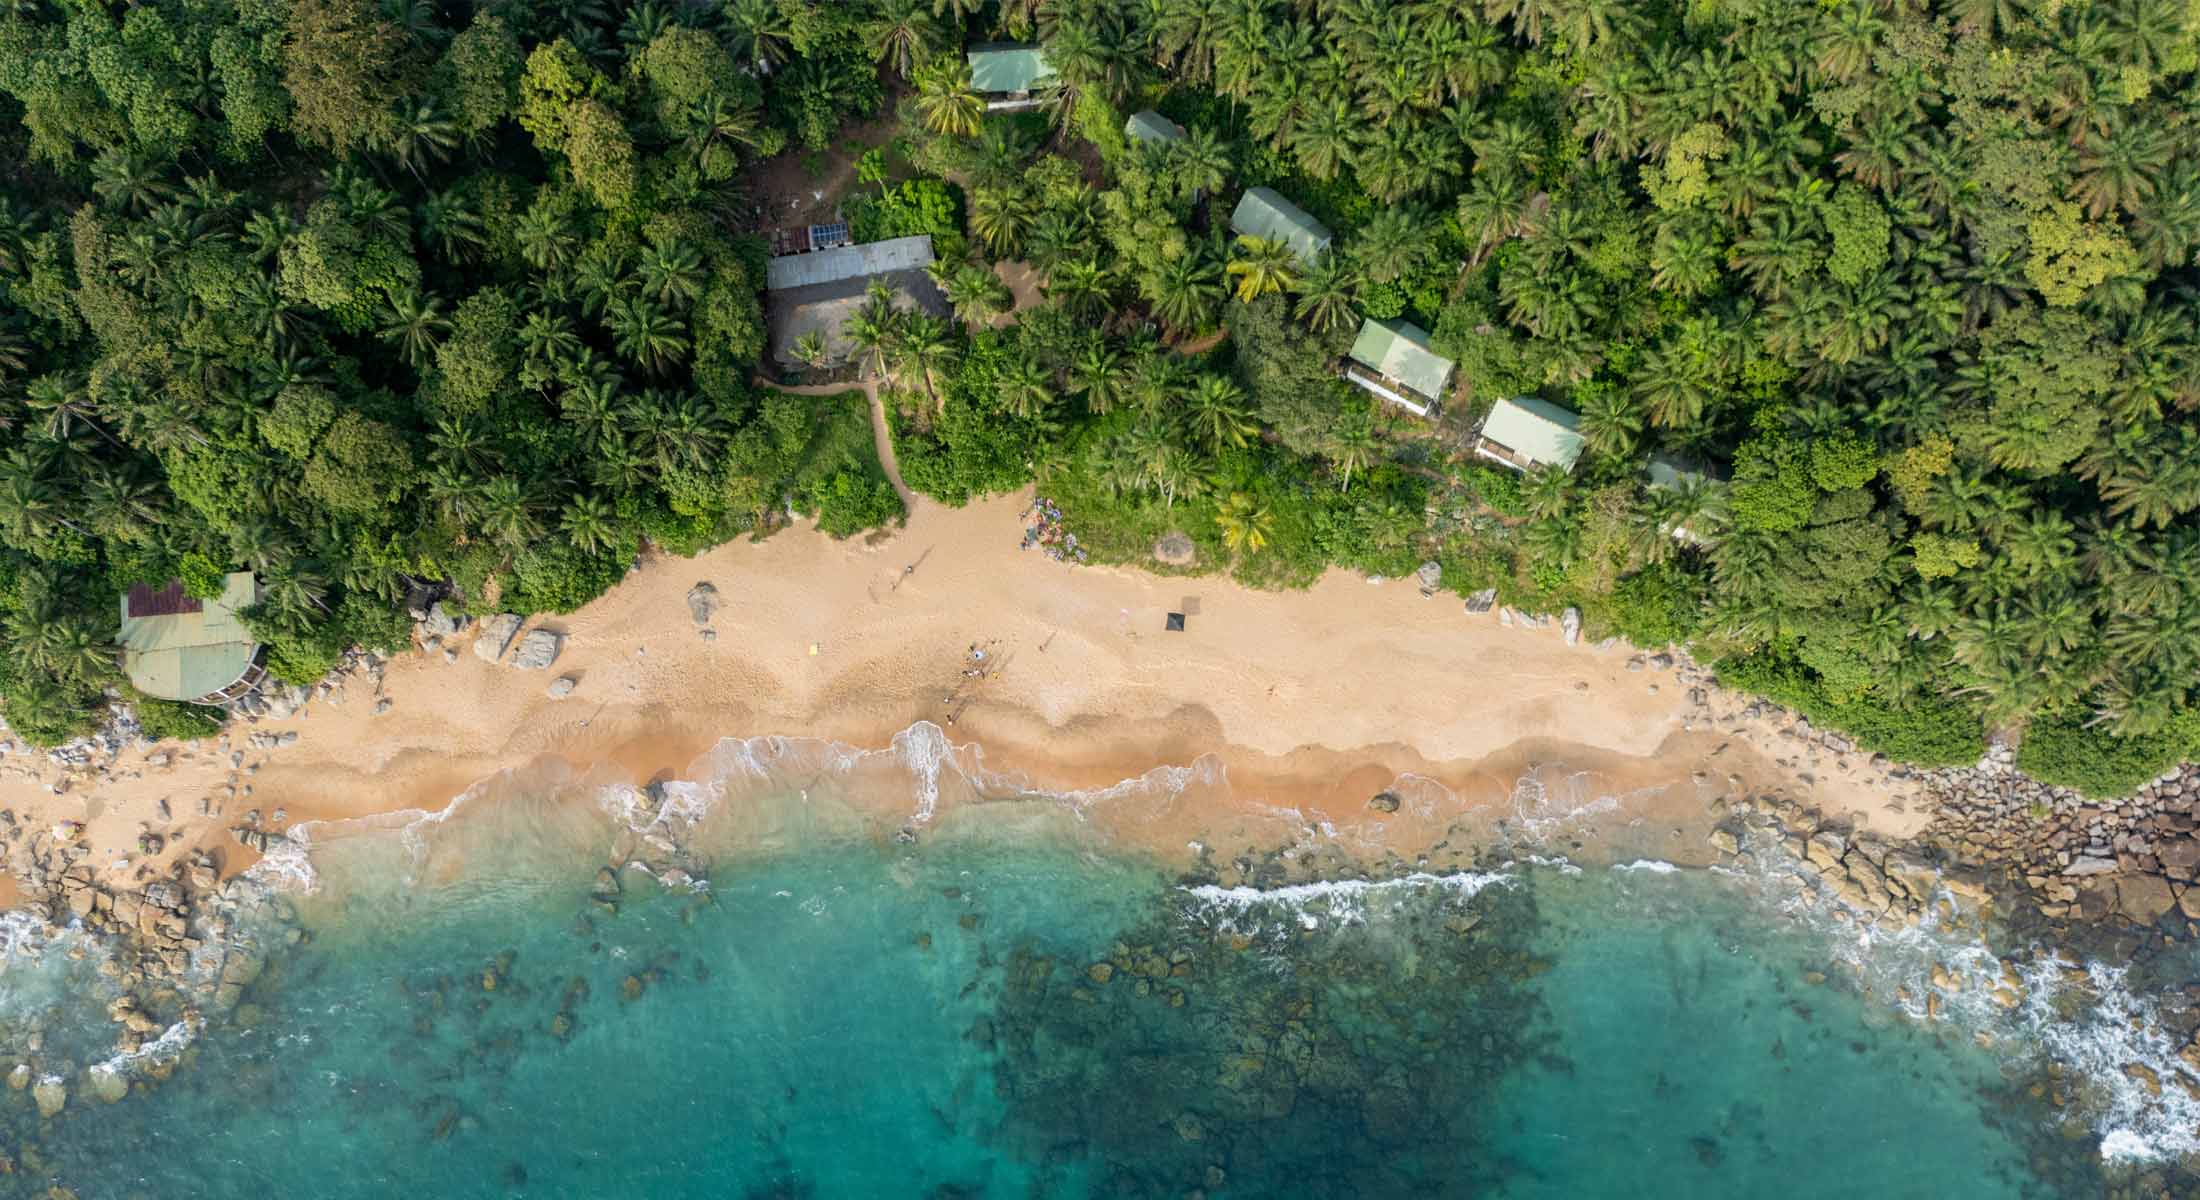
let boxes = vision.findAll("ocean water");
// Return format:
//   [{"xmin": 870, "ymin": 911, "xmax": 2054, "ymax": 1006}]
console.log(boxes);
[{"xmin": 0, "ymin": 735, "xmax": 2179, "ymax": 1199}]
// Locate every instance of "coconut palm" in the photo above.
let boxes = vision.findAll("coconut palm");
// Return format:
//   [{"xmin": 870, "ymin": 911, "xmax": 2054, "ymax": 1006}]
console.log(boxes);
[
  {"xmin": 1325, "ymin": 418, "xmax": 1380, "ymax": 492},
  {"xmin": 1142, "ymin": 252, "xmax": 1225, "ymax": 333},
  {"xmin": 995, "ymin": 357, "xmax": 1054, "ymax": 420},
  {"xmin": 1225, "ymin": 236, "xmax": 1298, "ymax": 302},
  {"xmin": 1293, "ymin": 257, "xmax": 1358, "ymax": 333},
  {"xmin": 1183, "ymin": 376, "xmax": 1255, "ymax": 453},
  {"xmin": 866, "ymin": 0, "xmax": 938, "ymax": 79},
  {"xmin": 792, "ymin": 330, "xmax": 830, "ymax": 371},
  {"xmin": 1214, "ymin": 491, "xmax": 1273, "ymax": 555},
  {"xmin": 378, "ymin": 290, "xmax": 451, "ymax": 369},
  {"xmin": 915, "ymin": 60, "xmax": 984, "ymax": 138}
]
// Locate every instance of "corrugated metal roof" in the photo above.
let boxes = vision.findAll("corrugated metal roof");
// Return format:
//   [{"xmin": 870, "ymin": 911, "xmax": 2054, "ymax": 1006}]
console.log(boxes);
[
  {"xmin": 968, "ymin": 45, "xmax": 1052, "ymax": 94},
  {"xmin": 1482, "ymin": 398, "xmax": 1586, "ymax": 470},
  {"xmin": 119, "ymin": 571, "xmax": 259, "ymax": 701},
  {"xmin": 1647, "ymin": 451, "xmax": 1708, "ymax": 489},
  {"xmin": 1348, "ymin": 317, "xmax": 1453, "ymax": 402},
  {"xmin": 1230, "ymin": 188, "xmax": 1332, "ymax": 263},
  {"xmin": 766, "ymin": 235, "xmax": 937, "ymax": 292},
  {"xmin": 1126, "ymin": 110, "xmax": 1185, "ymax": 144}
]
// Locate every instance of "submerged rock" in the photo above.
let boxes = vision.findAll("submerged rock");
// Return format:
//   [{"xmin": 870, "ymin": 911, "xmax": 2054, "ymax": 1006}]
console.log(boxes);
[{"xmin": 31, "ymin": 1076, "xmax": 65, "ymax": 1117}]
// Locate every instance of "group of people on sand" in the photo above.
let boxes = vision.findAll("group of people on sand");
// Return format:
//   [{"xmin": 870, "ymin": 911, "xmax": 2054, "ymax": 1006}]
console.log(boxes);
[{"xmin": 1019, "ymin": 498, "xmax": 1088, "ymax": 563}]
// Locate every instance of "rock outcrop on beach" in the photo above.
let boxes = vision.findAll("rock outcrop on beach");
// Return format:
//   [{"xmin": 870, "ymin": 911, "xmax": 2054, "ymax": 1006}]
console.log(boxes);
[
  {"xmin": 511, "ymin": 629, "xmax": 563, "ymax": 670},
  {"xmin": 473, "ymin": 613, "xmax": 524, "ymax": 662}
]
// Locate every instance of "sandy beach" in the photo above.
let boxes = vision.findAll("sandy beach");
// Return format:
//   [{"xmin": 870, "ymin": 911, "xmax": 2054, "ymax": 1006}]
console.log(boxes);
[{"xmin": 0, "ymin": 491, "xmax": 1929, "ymax": 894}]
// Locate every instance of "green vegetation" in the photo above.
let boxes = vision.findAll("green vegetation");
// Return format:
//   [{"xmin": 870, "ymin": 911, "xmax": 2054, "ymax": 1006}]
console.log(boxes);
[
  {"xmin": 135, "ymin": 698, "xmax": 226, "ymax": 743},
  {"xmin": 0, "ymin": 0, "xmax": 2197, "ymax": 799}
]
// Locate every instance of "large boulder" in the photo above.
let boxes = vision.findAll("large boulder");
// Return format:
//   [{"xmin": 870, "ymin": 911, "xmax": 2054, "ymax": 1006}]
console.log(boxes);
[
  {"xmin": 473, "ymin": 614, "xmax": 523, "ymax": 662},
  {"xmin": 421, "ymin": 602, "xmax": 467, "ymax": 639},
  {"xmin": 1803, "ymin": 831, "xmax": 1848, "ymax": 872},
  {"xmin": 87, "ymin": 1066, "xmax": 127, "ymax": 1104},
  {"xmin": 2156, "ymin": 835, "xmax": 2200, "ymax": 879},
  {"xmin": 2116, "ymin": 873, "xmax": 2178, "ymax": 925},
  {"xmin": 32, "ymin": 1076, "xmax": 65, "ymax": 1117},
  {"xmin": 510, "ymin": 629, "xmax": 563, "ymax": 671}
]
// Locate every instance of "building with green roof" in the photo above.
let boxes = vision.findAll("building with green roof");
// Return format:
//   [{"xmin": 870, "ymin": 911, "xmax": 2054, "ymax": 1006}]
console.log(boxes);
[
  {"xmin": 967, "ymin": 45, "xmax": 1053, "ymax": 109},
  {"xmin": 1343, "ymin": 317, "xmax": 1454, "ymax": 416},
  {"xmin": 1125, "ymin": 110, "xmax": 1185, "ymax": 144},
  {"xmin": 119, "ymin": 572, "xmax": 264, "ymax": 703},
  {"xmin": 1475, "ymin": 397, "xmax": 1585, "ymax": 472},
  {"xmin": 1229, "ymin": 187, "xmax": 1332, "ymax": 264}
]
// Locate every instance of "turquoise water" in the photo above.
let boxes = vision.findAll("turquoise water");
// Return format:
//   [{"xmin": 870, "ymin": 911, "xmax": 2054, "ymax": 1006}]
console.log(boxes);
[{"xmin": 0, "ymin": 777, "xmax": 2123, "ymax": 1198}]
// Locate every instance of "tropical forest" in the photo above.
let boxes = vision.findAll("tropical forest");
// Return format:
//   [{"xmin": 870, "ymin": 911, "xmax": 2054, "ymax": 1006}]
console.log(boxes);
[{"xmin": 0, "ymin": 0, "xmax": 2196, "ymax": 799}]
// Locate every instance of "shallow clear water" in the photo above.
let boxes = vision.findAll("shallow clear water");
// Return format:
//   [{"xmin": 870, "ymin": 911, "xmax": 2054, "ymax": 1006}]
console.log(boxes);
[{"xmin": 0, "ymin": 779, "xmax": 2117, "ymax": 1198}]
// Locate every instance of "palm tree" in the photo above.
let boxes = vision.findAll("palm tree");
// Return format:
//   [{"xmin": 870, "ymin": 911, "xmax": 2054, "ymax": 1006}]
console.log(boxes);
[
  {"xmin": 914, "ymin": 60, "xmax": 984, "ymax": 138},
  {"xmin": 515, "ymin": 203, "xmax": 579, "ymax": 272},
  {"xmin": 1214, "ymin": 491, "xmax": 1273, "ymax": 556},
  {"xmin": 944, "ymin": 263, "xmax": 1012, "ymax": 325},
  {"xmin": 389, "ymin": 96, "xmax": 459, "ymax": 177},
  {"xmin": 560, "ymin": 494, "xmax": 619, "ymax": 554},
  {"xmin": 720, "ymin": 0, "xmax": 794, "ymax": 72},
  {"xmin": 418, "ymin": 189, "xmax": 486, "ymax": 262},
  {"xmin": 1226, "ymin": 236, "xmax": 1299, "ymax": 302},
  {"xmin": 1520, "ymin": 465, "xmax": 1572, "ymax": 521},
  {"xmin": 1290, "ymin": 97, "xmax": 1366, "ymax": 182},
  {"xmin": 1352, "ymin": 209, "xmax": 1431, "ymax": 284},
  {"xmin": 477, "ymin": 477, "xmax": 542, "ymax": 551},
  {"xmin": 866, "ymin": 0, "xmax": 938, "ymax": 79},
  {"xmin": 792, "ymin": 330, "xmax": 830, "ymax": 370},
  {"xmin": 1170, "ymin": 125, "xmax": 1232, "ymax": 199},
  {"xmin": 1184, "ymin": 376, "xmax": 1255, "ymax": 452},
  {"xmin": 605, "ymin": 296, "xmax": 690, "ymax": 374},
  {"xmin": 1142, "ymin": 252, "xmax": 1225, "ymax": 334},
  {"xmin": 841, "ymin": 283, "xmax": 903, "ymax": 380},
  {"xmin": 1069, "ymin": 344, "xmax": 1125, "ymax": 415},
  {"xmin": 968, "ymin": 186, "xmax": 1029, "ymax": 257},
  {"xmin": 1325, "ymin": 419, "xmax": 1379, "ymax": 491},
  {"xmin": 1293, "ymin": 257, "xmax": 1358, "ymax": 333},
  {"xmin": 636, "ymin": 238, "xmax": 705, "ymax": 308},
  {"xmin": 893, "ymin": 313, "xmax": 957, "ymax": 414},
  {"xmin": 995, "ymin": 357, "xmax": 1054, "ymax": 420},
  {"xmin": 1576, "ymin": 387, "xmax": 1643, "ymax": 459},
  {"xmin": 379, "ymin": 290, "xmax": 451, "ymax": 369},
  {"xmin": 1044, "ymin": 258, "xmax": 1115, "ymax": 321}
]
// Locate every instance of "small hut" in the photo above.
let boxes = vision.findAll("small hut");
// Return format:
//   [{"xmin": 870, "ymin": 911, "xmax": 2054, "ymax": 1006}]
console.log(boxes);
[{"xmin": 118, "ymin": 573, "xmax": 264, "ymax": 704}]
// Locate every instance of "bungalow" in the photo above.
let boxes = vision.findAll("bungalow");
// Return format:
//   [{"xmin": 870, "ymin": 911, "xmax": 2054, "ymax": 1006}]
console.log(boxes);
[
  {"xmin": 1474, "ymin": 397, "xmax": 1585, "ymax": 472},
  {"xmin": 119, "ymin": 572, "xmax": 265, "ymax": 705},
  {"xmin": 1125, "ymin": 110, "xmax": 1186, "ymax": 145},
  {"xmin": 1229, "ymin": 187, "xmax": 1332, "ymax": 264},
  {"xmin": 968, "ymin": 44, "xmax": 1053, "ymax": 111},
  {"xmin": 1647, "ymin": 450, "xmax": 1721, "ymax": 545},
  {"xmin": 1342, "ymin": 317, "xmax": 1454, "ymax": 417},
  {"xmin": 764, "ymin": 235, "xmax": 951, "ymax": 371}
]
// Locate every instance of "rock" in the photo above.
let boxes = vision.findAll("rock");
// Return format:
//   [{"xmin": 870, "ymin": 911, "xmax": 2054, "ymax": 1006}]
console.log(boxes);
[
  {"xmin": 1708, "ymin": 829, "xmax": 1740, "ymax": 856},
  {"xmin": 31, "ymin": 1076, "xmax": 65, "ymax": 1117},
  {"xmin": 1879, "ymin": 851, "xmax": 1939, "ymax": 902},
  {"xmin": 2115, "ymin": 873, "xmax": 2177, "ymax": 924},
  {"xmin": 1152, "ymin": 532, "xmax": 1197, "ymax": 566},
  {"xmin": 546, "ymin": 676, "xmax": 577, "ymax": 700},
  {"xmin": 422, "ymin": 602, "xmax": 467, "ymax": 639},
  {"xmin": 87, "ymin": 1067, "xmax": 127, "ymax": 1104},
  {"xmin": 620, "ymin": 975, "xmax": 643, "ymax": 1002},
  {"xmin": 6, "ymin": 1064, "xmax": 28, "ymax": 1090},
  {"xmin": 2156, "ymin": 835, "xmax": 2200, "ymax": 879},
  {"xmin": 1803, "ymin": 831, "xmax": 1847, "ymax": 872},
  {"xmin": 2125, "ymin": 1062, "xmax": 2163, "ymax": 1098},
  {"xmin": 1463, "ymin": 588, "xmax": 1497, "ymax": 614},
  {"xmin": 473, "ymin": 613, "xmax": 523, "ymax": 663},
  {"xmin": 1086, "ymin": 962, "xmax": 1114, "ymax": 984},
  {"xmin": 373, "ymin": 698, "xmax": 391, "ymax": 715},
  {"xmin": 1414, "ymin": 560, "xmax": 1442, "ymax": 596},
  {"xmin": 2064, "ymin": 855, "xmax": 2119, "ymax": 876},
  {"xmin": 686, "ymin": 582, "xmax": 720, "ymax": 626},
  {"xmin": 2180, "ymin": 886, "xmax": 2200, "ymax": 922},
  {"xmin": 1560, "ymin": 607, "xmax": 1581, "ymax": 646},
  {"xmin": 1368, "ymin": 791, "xmax": 1401, "ymax": 814},
  {"xmin": 510, "ymin": 629, "xmax": 562, "ymax": 671}
]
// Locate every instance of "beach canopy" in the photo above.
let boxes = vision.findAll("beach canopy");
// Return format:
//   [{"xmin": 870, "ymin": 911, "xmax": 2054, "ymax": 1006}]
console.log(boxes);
[
  {"xmin": 1481, "ymin": 397, "xmax": 1586, "ymax": 470},
  {"xmin": 967, "ymin": 44, "xmax": 1053, "ymax": 94},
  {"xmin": 1348, "ymin": 317, "xmax": 1454, "ymax": 402},
  {"xmin": 1125, "ymin": 110, "xmax": 1186, "ymax": 144},
  {"xmin": 1230, "ymin": 188, "xmax": 1333, "ymax": 263},
  {"xmin": 119, "ymin": 572, "xmax": 260, "ymax": 701}
]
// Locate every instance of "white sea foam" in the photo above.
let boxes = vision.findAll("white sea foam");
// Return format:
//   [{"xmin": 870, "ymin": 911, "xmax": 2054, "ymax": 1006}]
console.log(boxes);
[
  {"xmin": 1180, "ymin": 871, "xmax": 1514, "ymax": 933},
  {"xmin": 1611, "ymin": 859, "xmax": 1679, "ymax": 874},
  {"xmin": 241, "ymin": 824, "xmax": 323, "ymax": 895}
]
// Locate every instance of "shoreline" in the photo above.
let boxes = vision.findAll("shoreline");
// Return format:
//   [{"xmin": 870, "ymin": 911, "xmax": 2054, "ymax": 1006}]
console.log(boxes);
[{"xmin": 0, "ymin": 490, "xmax": 1929, "ymax": 903}]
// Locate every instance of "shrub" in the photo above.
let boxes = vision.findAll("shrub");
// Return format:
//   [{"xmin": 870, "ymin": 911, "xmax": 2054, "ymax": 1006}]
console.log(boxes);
[
  {"xmin": 1716, "ymin": 650, "xmax": 1983, "ymax": 767},
  {"xmin": 2017, "ymin": 711, "xmax": 2200, "ymax": 800},
  {"xmin": 803, "ymin": 469, "xmax": 902, "ymax": 537},
  {"xmin": 847, "ymin": 178, "xmax": 963, "ymax": 243},
  {"xmin": 137, "ymin": 698, "xmax": 225, "ymax": 742}
]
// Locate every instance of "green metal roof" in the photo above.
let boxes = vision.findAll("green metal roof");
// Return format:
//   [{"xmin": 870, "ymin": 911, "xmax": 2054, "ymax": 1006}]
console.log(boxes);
[
  {"xmin": 1125, "ymin": 110, "xmax": 1185, "ymax": 144},
  {"xmin": 1348, "ymin": 317, "xmax": 1453, "ymax": 401},
  {"xmin": 1647, "ymin": 451, "xmax": 1707, "ymax": 489},
  {"xmin": 119, "ymin": 572, "xmax": 259, "ymax": 701},
  {"xmin": 967, "ymin": 45, "xmax": 1053, "ymax": 94},
  {"xmin": 1482, "ymin": 398, "xmax": 1585, "ymax": 470},
  {"xmin": 1230, "ymin": 187, "xmax": 1332, "ymax": 263}
]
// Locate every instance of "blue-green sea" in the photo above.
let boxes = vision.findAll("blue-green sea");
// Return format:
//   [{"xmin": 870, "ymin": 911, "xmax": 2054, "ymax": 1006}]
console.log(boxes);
[{"xmin": 0, "ymin": 736, "xmax": 2190, "ymax": 1199}]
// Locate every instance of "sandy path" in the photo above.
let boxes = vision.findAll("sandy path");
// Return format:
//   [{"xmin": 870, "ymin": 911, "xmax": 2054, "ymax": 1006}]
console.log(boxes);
[{"xmin": 0, "ymin": 492, "xmax": 1926, "ymax": 893}]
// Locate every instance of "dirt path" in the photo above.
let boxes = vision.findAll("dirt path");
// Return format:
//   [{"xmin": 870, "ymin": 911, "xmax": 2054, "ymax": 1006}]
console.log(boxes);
[{"xmin": 763, "ymin": 377, "xmax": 920, "ymax": 514}]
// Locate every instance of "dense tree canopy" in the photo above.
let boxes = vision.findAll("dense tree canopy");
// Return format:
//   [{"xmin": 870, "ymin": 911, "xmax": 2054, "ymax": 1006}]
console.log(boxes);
[{"xmin": 1, "ymin": 0, "xmax": 2198, "ymax": 797}]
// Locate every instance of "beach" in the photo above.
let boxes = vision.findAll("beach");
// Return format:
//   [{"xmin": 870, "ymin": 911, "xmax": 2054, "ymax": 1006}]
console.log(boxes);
[{"xmin": 0, "ymin": 490, "xmax": 1925, "ymax": 896}]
